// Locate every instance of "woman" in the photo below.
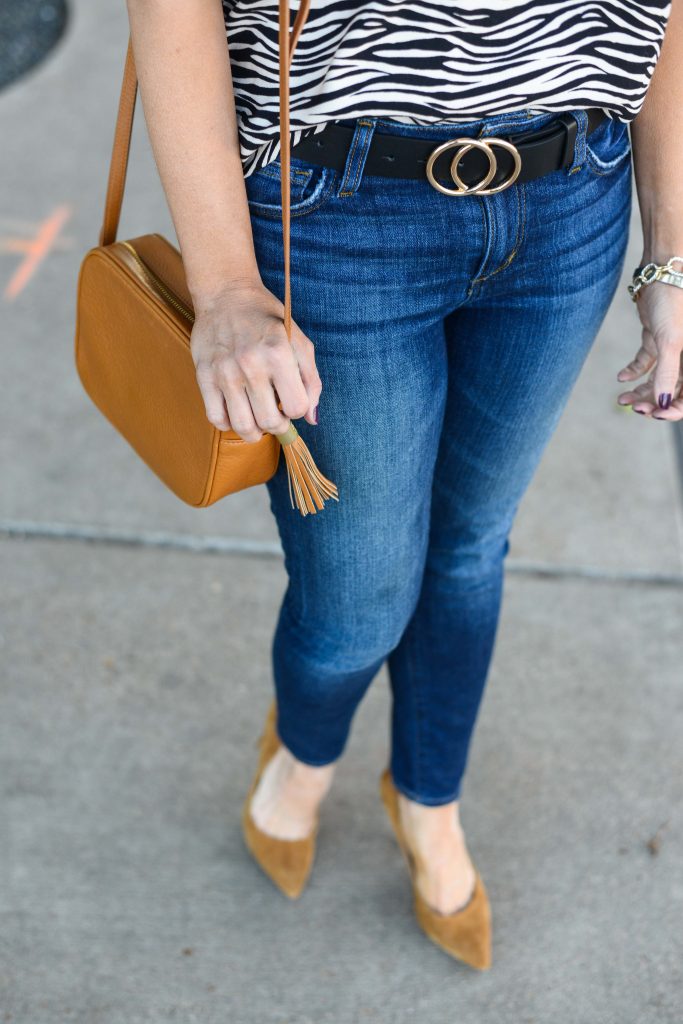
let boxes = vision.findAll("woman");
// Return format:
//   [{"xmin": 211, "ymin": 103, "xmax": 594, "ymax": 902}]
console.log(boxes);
[{"xmin": 125, "ymin": 0, "xmax": 682, "ymax": 969}]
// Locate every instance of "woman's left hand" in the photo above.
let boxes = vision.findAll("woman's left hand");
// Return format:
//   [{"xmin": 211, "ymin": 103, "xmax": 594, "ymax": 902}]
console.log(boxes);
[{"xmin": 616, "ymin": 279, "xmax": 683, "ymax": 419}]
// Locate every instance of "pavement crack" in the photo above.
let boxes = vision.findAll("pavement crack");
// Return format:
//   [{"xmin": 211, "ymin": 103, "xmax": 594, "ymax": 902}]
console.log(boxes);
[{"xmin": 1, "ymin": 518, "xmax": 683, "ymax": 587}]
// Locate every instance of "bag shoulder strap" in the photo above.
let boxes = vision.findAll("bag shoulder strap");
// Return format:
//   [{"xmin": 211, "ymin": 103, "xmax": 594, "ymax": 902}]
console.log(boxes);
[
  {"xmin": 279, "ymin": 0, "xmax": 311, "ymax": 339},
  {"xmin": 98, "ymin": 34, "xmax": 137, "ymax": 249},
  {"xmin": 99, "ymin": 0, "xmax": 312, "ymax": 340}
]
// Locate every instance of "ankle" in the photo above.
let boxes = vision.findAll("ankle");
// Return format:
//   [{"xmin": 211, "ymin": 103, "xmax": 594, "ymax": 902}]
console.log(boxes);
[
  {"xmin": 397, "ymin": 794, "xmax": 476, "ymax": 915},
  {"xmin": 249, "ymin": 747, "xmax": 336, "ymax": 840},
  {"xmin": 398, "ymin": 794, "xmax": 465, "ymax": 847},
  {"xmin": 285, "ymin": 749, "xmax": 336, "ymax": 791}
]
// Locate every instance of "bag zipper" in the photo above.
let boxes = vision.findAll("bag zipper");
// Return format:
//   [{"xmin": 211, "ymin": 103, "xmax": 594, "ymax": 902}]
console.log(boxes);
[{"xmin": 117, "ymin": 240, "xmax": 195, "ymax": 324}]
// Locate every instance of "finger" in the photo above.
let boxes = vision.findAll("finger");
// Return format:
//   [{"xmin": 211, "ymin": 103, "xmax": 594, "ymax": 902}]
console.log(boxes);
[
  {"xmin": 617, "ymin": 378, "xmax": 656, "ymax": 407},
  {"xmin": 195, "ymin": 366, "xmax": 231, "ymax": 431},
  {"xmin": 632, "ymin": 400, "xmax": 656, "ymax": 416},
  {"xmin": 652, "ymin": 395, "xmax": 683, "ymax": 421},
  {"xmin": 290, "ymin": 320, "xmax": 323, "ymax": 424},
  {"xmin": 222, "ymin": 381, "xmax": 263, "ymax": 443},
  {"xmin": 244, "ymin": 375, "xmax": 290, "ymax": 435},
  {"xmin": 267, "ymin": 340, "xmax": 312, "ymax": 424},
  {"xmin": 652, "ymin": 332, "xmax": 683, "ymax": 411},
  {"xmin": 631, "ymin": 377, "xmax": 660, "ymax": 415},
  {"xmin": 616, "ymin": 341, "xmax": 656, "ymax": 381}
]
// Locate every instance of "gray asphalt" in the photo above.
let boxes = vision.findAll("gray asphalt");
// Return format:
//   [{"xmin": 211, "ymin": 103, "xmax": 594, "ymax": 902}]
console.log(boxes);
[{"xmin": 1, "ymin": 2, "xmax": 682, "ymax": 1022}]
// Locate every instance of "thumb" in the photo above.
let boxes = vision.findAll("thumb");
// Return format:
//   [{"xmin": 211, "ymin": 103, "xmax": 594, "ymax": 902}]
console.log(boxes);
[{"xmin": 653, "ymin": 330, "xmax": 683, "ymax": 410}]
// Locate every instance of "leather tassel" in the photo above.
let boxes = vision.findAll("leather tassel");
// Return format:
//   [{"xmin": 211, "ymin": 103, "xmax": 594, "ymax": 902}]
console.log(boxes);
[{"xmin": 275, "ymin": 423, "xmax": 339, "ymax": 516}]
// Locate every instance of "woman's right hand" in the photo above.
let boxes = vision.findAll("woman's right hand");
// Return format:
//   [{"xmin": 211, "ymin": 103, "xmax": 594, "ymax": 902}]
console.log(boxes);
[
  {"xmin": 126, "ymin": 0, "xmax": 317, "ymax": 440},
  {"xmin": 190, "ymin": 281, "xmax": 322, "ymax": 442}
]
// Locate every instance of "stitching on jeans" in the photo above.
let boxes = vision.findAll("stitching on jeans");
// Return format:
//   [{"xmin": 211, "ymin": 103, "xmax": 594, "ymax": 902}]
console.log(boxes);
[
  {"xmin": 473, "ymin": 243, "xmax": 516, "ymax": 284},
  {"xmin": 350, "ymin": 120, "xmax": 376, "ymax": 192},
  {"xmin": 515, "ymin": 183, "xmax": 524, "ymax": 251},
  {"xmin": 519, "ymin": 180, "xmax": 527, "ymax": 251},
  {"xmin": 472, "ymin": 183, "xmax": 526, "ymax": 284},
  {"xmin": 508, "ymin": 182, "xmax": 525, "ymax": 269},
  {"xmin": 584, "ymin": 144, "xmax": 631, "ymax": 177},
  {"xmin": 346, "ymin": 138, "xmax": 367, "ymax": 195},
  {"xmin": 339, "ymin": 132, "xmax": 361, "ymax": 194},
  {"xmin": 465, "ymin": 200, "xmax": 491, "ymax": 300},
  {"xmin": 585, "ymin": 157, "xmax": 630, "ymax": 178},
  {"xmin": 338, "ymin": 127, "xmax": 364, "ymax": 196},
  {"xmin": 474, "ymin": 198, "xmax": 496, "ymax": 281},
  {"xmin": 392, "ymin": 776, "xmax": 462, "ymax": 806},
  {"xmin": 374, "ymin": 116, "xmax": 464, "ymax": 131},
  {"xmin": 339, "ymin": 119, "xmax": 375, "ymax": 197},
  {"xmin": 291, "ymin": 171, "xmax": 339, "ymax": 217},
  {"xmin": 259, "ymin": 164, "xmax": 311, "ymax": 183},
  {"xmin": 567, "ymin": 110, "xmax": 588, "ymax": 173},
  {"xmin": 248, "ymin": 169, "xmax": 338, "ymax": 220},
  {"xmin": 408, "ymin": 603, "xmax": 426, "ymax": 795}
]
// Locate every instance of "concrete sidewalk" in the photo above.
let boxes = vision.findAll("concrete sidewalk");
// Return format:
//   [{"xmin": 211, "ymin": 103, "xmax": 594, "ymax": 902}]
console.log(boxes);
[{"xmin": 1, "ymin": 3, "xmax": 682, "ymax": 1022}]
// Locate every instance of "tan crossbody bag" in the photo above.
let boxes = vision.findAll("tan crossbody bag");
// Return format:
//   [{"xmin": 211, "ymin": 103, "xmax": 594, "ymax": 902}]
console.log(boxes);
[{"xmin": 74, "ymin": 0, "xmax": 338, "ymax": 515}]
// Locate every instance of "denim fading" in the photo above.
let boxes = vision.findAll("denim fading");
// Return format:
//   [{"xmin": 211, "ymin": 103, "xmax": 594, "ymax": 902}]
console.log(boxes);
[{"xmin": 243, "ymin": 108, "xmax": 632, "ymax": 805}]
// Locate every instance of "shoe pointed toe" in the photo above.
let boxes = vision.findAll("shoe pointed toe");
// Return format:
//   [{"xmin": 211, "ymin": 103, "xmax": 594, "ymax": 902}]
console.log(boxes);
[
  {"xmin": 379, "ymin": 768, "xmax": 492, "ymax": 970},
  {"xmin": 242, "ymin": 804, "xmax": 316, "ymax": 899},
  {"xmin": 414, "ymin": 873, "xmax": 492, "ymax": 969},
  {"xmin": 241, "ymin": 701, "xmax": 318, "ymax": 899}
]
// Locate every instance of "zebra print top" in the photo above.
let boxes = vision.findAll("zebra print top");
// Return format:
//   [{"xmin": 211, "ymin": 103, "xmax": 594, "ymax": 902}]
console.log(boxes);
[{"xmin": 221, "ymin": 1, "xmax": 671, "ymax": 177}]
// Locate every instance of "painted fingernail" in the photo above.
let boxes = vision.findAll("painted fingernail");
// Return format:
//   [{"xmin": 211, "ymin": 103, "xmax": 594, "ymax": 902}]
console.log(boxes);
[
  {"xmin": 314, "ymin": 404, "xmax": 319, "ymax": 424},
  {"xmin": 658, "ymin": 393, "xmax": 672, "ymax": 409}
]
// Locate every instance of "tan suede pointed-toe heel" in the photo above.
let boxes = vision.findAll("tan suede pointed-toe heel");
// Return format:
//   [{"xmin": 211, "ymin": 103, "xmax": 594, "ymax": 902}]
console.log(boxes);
[
  {"xmin": 379, "ymin": 768, "xmax": 492, "ymax": 970},
  {"xmin": 241, "ymin": 701, "xmax": 318, "ymax": 899}
]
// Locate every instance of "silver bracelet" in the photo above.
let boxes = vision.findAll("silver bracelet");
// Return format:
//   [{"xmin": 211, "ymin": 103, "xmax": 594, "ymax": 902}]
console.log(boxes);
[{"xmin": 628, "ymin": 256, "xmax": 683, "ymax": 301}]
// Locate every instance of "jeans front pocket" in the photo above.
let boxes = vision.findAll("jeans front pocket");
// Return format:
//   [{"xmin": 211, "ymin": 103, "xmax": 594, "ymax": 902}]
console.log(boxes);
[
  {"xmin": 245, "ymin": 156, "xmax": 339, "ymax": 220},
  {"xmin": 584, "ymin": 117, "xmax": 632, "ymax": 176}
]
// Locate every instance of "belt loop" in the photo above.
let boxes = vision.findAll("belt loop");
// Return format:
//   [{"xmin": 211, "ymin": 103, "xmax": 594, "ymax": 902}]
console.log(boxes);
[
  {"xmin": 565, "ymin": 109, "xmax": 588, "ymax": 175},
  {"xmin": 337, "ymin": 117, "xmax": 377, "ymax": 198}
]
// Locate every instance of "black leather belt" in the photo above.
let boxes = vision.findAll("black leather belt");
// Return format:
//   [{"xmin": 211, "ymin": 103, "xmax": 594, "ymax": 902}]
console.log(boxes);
[{"xmin": 290, "ymin": 108, "xmax": 607, "ymax": 195}]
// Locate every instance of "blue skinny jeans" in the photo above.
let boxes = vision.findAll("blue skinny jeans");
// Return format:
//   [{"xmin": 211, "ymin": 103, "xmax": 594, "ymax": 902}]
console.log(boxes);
[{"xmin": 244, "ymin": 107, "xmax": 632, "ymax": 805}]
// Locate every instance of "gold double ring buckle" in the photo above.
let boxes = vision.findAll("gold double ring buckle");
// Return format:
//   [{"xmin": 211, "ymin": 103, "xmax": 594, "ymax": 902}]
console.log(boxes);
[{"xmin": 425, "ymin": 137, "xmax": 522, "ymax": 196}]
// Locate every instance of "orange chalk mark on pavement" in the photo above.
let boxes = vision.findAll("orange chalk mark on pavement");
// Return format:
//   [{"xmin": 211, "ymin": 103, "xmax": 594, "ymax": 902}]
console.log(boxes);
[{"xmin": 2, "ymin": 205, "xmax": 72, "ymax": 300}]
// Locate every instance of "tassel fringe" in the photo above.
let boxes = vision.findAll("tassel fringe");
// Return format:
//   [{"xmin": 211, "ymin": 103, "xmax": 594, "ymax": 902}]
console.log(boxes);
[{"xmin": 275, "ymin": 423, "xmax": 339, "ymax": 516}]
